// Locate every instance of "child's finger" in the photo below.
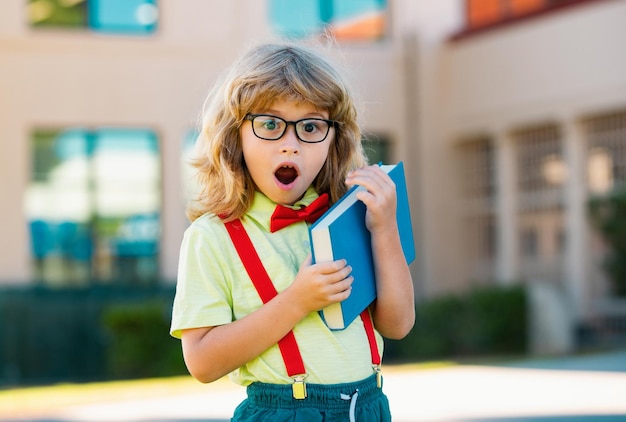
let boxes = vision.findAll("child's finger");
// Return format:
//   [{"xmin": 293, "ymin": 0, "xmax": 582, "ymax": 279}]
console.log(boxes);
[{"xmin": 299, "ymin": 254, "xmax": 312, "ymax": 269}]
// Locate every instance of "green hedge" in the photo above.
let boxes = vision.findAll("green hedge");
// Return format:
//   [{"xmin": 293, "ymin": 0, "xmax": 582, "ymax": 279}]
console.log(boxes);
[
  {"xmin": 102, "ymin": 301, "xmax": 187, "ymax": 379},
  {"xmin": 0, "ymin": 285, "xmax": 186, "ymax": 385},
  {"xmin": 99, "ymin": 285, "xmax": 527, "ymax": 378},
  {"xmin": 385, "ymin": 284, "xmax": 527, "ymax": 361},
  {"xmin": 0, "ymin": 283, "xmax": 526, "ymax": 385}
]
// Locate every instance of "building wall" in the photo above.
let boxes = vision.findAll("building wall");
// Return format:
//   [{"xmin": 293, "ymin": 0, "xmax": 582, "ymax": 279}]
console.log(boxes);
[
  {"xmin": 445, "ymin": 0, "xmax": 626, "ymax": 130},
  {"xmin": 4, "ymin": 0, "xmax": 624, "ymax": 323},
  {"xmin": 0, "ymin": 0, "xmax": 421, "ymax": 284},
  {"xmin": 396, "ymin": 1, "xmax": 466, "ymax": 296},
  {"xmin": 441, "ymin": 0, "xmax": 626, "ymax": 316},
  {"xmin": 1, "ymin": 1, "xmax": 254, "ymax": 282}
]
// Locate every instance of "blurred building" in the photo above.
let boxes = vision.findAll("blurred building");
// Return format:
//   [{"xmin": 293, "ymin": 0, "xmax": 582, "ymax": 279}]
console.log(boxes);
[
  {"xmin": 443, "ymin": 0, "xmax": 626, "ymax": 321},
  {"xmin": 1, "ymin": 0, "xmax": 625, "ymax": 347}
]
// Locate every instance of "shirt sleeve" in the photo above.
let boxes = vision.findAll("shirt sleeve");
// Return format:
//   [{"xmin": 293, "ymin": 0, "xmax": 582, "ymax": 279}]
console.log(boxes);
[{"xmin": 170, "ymin": 218, "xmax": 234, "ymax": 339}]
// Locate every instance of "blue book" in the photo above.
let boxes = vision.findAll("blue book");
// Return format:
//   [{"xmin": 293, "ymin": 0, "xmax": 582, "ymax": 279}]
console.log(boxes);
[{"xmin": 309, "ymin": 162, "xmax": 415, "ymax": 330}]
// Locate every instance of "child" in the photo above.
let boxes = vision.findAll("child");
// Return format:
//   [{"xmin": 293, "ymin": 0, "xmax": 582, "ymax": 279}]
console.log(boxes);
[{"xmin": 170, "ymin": 42, "xmax": 415, "ymax": 421}]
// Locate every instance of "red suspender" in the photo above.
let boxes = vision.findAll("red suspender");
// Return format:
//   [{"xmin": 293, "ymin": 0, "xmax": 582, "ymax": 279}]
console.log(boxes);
[
  {"xmin": 360, "ymin": 308, "xmax": 381, "ymax": 366},
  {"xmin": 224, "ymin": 219, "xmax": 306, "ymax": 377},
  {"xmin": 224, "ymin": 218, "xmax": 381, "ymax": 390}
]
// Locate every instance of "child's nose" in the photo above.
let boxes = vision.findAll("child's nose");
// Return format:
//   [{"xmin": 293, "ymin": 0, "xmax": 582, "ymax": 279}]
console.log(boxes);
[{"xmin": 280, "ymin": 126, "xmax": 300, "ymax": 153}]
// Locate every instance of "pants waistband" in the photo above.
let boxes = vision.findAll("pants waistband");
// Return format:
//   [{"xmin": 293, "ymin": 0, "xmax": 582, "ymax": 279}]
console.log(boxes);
[{"xmin": 245, "ymin": 374, "xmax": 382, "ymax": 411}]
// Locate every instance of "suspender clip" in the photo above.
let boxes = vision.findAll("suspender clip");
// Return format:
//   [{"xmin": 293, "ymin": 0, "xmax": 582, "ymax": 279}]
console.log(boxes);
[
  {"xmin": 292, "ymin": 374, "xmax": 308, "ymax": 399},
  {"xmin": 373, "ymin": 365, "xmax": 383, "ymax": 388}
]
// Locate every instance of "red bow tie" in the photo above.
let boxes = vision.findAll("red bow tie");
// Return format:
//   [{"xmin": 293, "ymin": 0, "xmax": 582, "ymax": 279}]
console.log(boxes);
[{"xmin": 270, "ymin": 193, "xmax": 330, "ymax": 233}]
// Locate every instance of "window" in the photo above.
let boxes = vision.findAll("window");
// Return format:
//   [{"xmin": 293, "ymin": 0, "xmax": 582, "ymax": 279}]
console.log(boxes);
[
  {"xmin": 521, "ymin": 227, "xmax": 539, "ymax": 258},
  {"xmin": 459, "ymin": 139, "xmax": 496, "ymax": 200},
  {"xmin": 362, "ymin": 134, "xmax": 391, "ymax": 165},
  {"xmin": 584, "ymin": 109, "xmax": 626, "ymax": 297},
  {"xmin": 28, "ymin": 0, "xmax": 158, "ymax": 34},
  {"xmin": 269, "ymin": 0, "xmax": 387, "ymax": 41},
  {"xmin": 516, "ymin": 126, "xmax": 565, "ymax": 194},
  {"xmin": 457, "ymin": 138, "xmax": 498, "ymax": 282},
  {"xmin": 514, "ymin": 124, "xmax": 565, "ymax": 283},
  {"xmin": 26, "ymin": 127, "xmax": 161, "ymax": 285},
  {"xmin": 585, "ymin": 110, "xmax": 626, "ymax": 195}
]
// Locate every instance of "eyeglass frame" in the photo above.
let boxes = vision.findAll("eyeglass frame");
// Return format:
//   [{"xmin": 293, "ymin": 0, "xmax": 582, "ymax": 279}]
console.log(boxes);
[{"xmin": 244, "ymin": 113, "xmax": 339, "ymax": 144}]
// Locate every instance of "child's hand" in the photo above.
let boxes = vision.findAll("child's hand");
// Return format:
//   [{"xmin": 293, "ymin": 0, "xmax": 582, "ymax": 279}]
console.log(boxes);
[
  {"xmin": 345, "ymin": 165, "xmax": 397, "ymax": 233},
  {"xmin": 286, "ymin": 255, "xmax": 353, "ymax": 314}
]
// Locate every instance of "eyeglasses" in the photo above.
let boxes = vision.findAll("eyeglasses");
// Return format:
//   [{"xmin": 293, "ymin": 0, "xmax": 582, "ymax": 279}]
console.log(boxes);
[{"xmin": 244, "ymin": 114, "xmax": 338, "ymax": 144}]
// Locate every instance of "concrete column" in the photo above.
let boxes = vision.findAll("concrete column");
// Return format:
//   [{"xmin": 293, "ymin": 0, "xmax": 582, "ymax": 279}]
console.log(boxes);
[
  {"xmin": 495, "ymin": 132, "xmax": 518, "ymax": 283},
  {"xmin": 528, "ymin": 281, "xmax": 575, "ymax": 354},
  {"xmin": 160, "ymin": 124, "xmax": 191, "ymax": 283},
  {"xmin": 562, "ymin": 119, "xmax": 589, "ymax": 319}
]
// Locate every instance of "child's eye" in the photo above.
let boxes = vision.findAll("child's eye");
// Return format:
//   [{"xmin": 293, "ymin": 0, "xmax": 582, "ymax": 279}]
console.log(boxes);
[
  {"xmin": 262, "ymin": 119, "xmax": 280, "ymax": 131},
  {"xmin": 301, "ymin": 121, "xmax": 320, "ymax": 133}
]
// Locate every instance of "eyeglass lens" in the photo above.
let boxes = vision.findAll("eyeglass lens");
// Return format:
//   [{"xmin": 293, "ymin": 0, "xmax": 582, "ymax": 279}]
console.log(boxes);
[{"xmin": 250, "ymin": 115, "xmax": 331, "ymax": 143}]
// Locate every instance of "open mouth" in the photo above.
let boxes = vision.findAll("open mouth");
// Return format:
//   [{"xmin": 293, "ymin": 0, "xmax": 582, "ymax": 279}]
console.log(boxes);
[{"xmin": 275, "ymin": 165, "xmax": 299, "ymax": 185}]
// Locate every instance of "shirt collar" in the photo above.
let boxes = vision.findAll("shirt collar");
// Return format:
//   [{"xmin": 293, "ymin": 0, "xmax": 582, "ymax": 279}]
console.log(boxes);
[{"xmin": 247, "ymin": 187, "xmax": 321, "ymax": 232}]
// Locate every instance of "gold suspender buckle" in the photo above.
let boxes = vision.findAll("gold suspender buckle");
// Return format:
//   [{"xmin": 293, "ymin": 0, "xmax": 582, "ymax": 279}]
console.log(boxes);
[
  {"xmin": 292, "ymin": 375, "xmax": 308, "ymax": 400},
  {"xmin": 373, "ymin": 365, "xmax": 383, "ymax": 388}
]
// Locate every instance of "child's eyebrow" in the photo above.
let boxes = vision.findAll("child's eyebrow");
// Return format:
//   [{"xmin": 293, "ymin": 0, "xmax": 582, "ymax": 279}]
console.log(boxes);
[{"xmin": 261, "ymin": 110, "xmax": 329, "ymax": 119}]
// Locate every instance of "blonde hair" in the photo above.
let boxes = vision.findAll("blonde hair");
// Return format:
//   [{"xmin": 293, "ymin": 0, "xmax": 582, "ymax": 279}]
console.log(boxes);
[{"xmin": 187, "ymin": 42, "xmax": 367, "ymax": 222}]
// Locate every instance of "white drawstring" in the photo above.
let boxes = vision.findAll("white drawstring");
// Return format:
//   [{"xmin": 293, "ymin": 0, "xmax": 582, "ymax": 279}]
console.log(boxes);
[{"xmin": 340, "ymin": 389, "xmax": 359, "ymax": 422}]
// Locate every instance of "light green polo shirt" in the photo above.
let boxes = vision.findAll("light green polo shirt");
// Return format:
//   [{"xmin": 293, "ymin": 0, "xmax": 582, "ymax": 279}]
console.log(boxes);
[{"xmin": 170, "ymin": 187, "xmax": 384, "ymax": 386}]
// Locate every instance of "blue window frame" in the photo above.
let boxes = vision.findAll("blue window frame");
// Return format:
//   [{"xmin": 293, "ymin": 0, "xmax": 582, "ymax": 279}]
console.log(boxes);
[
  {"xmin": 89, "ymin": 0, "xmax": 158, "ymax": 34},
  {"xmin": 269, "ymin": 0, "xmax": 387, "ymax": 41},
  {"xmin": 26, "ymin": 127, "xmax": 161, "ymax": 285},
  {"xmin": 28, "ymin": 0, "xmax": 158, "ymax": 35}
]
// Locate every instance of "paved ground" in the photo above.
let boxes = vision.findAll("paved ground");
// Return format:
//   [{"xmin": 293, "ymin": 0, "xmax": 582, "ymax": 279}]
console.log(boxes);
[{"xmin": 3, "ymin": 349, "xmax": 626, "ymax": 422}]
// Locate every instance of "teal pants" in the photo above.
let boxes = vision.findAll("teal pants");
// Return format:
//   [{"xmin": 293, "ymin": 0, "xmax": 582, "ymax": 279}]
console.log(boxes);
[{"xmin": 232, "ymin": 374, "xmax": 391, "ymax": 421}]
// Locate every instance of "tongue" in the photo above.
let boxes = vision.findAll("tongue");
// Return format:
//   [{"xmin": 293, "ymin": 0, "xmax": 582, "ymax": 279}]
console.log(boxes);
[{"xmin": 275, "ymin": 167, "xmax": 298, "ymax": 185}]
